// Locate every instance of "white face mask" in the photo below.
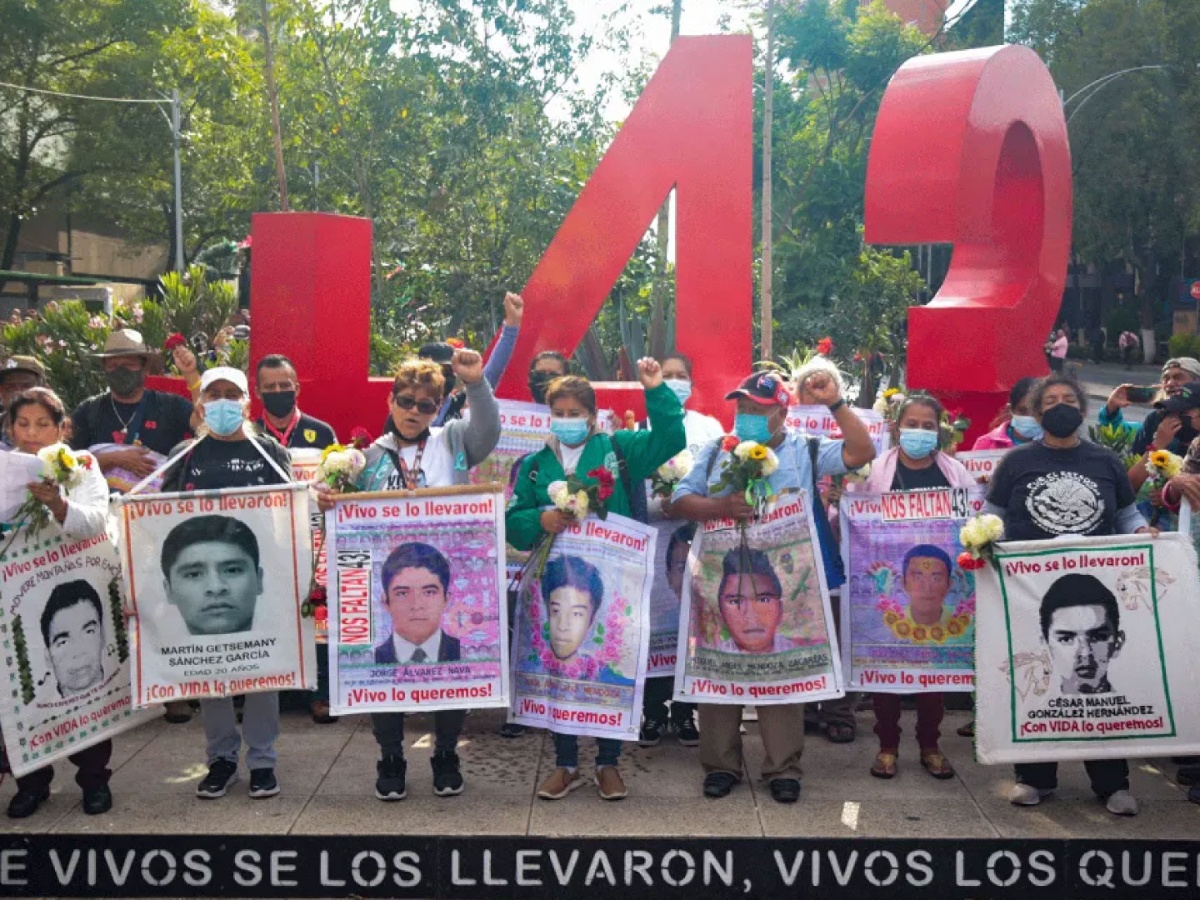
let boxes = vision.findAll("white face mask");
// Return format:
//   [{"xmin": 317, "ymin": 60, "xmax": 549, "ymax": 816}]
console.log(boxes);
[{"xmin": 665, "ymin": 378, "xmax": 692, "ymax": 405}]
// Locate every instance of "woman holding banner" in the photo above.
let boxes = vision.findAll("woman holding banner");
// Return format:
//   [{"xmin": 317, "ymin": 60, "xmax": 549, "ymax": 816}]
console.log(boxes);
[
  {"xmin": 319, "ymin": 348, "xmax": 498, "ymax": 802},
  {"xmin": 854, "ymin": 393, "xmax": 973, "ymax": 780},
  {"xmin": 3, "ymin": 387, "xmax": 113, "ymax": 818},
  {"xmin": 986, "ymin": 373, "xmax": 1152, "ymax": 817},
  {"xmin": 160, "ymin": 367, "xmax": 293, "ymax": 802},
  {"xmin": 507, "ymin": 358, "xmax": 684, "ymax": 801}
]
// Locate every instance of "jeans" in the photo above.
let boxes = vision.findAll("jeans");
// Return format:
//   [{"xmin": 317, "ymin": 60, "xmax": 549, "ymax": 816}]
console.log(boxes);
[
  {"xmin": 642, "ymin": 676, "xmax": 696, "ymax": 724},
  {"xmin": 372, "ymin": 709, "xmax": 464, "ymax": 758},
  {"xmin": 1015, "ymin": 759, "xmax": 1129, "ymax": 798},
  {"xmin": 553, "ymin": 732, "xmax": 621, "ymax": 768}
]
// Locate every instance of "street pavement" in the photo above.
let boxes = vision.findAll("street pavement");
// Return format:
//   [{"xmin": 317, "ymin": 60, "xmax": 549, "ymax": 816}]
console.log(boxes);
[{"xmin": 1066, "ymin": 358, "xmax": 1161, "ymax": 431}]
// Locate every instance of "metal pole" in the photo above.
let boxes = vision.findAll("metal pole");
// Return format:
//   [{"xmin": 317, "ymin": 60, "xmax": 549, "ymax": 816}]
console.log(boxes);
[
  {"xmin": 171, "ymin": 89, "xmax": 184, "ymax": 272},
  {"xmin": 761, "ymin": 0, "xmax": 775, "ymax": 361}
]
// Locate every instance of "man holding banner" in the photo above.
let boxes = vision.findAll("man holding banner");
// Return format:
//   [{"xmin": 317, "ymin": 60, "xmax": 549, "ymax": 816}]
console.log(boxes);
[{"xmin": 673, "ymin": 368, "xmax": 874, "ymax": 804}]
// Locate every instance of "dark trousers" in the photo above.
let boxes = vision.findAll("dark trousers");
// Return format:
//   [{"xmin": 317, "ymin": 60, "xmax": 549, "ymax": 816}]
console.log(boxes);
[
  {"xmin": 309, "ymin": 643, "xmax": 330, "ymax": 703},
  {"xmin": 643, "ymin": 676, "xmax": 695, "ymax": 724},
  {"xmin": 1015, "ymin": 759, "xmax": 1129, "ymax": 798},
  {"xmin": 372, "ymin": 710, "xmax": 464, "ymax": 758},
  {"xmin": 872, "ymin": 693, "xmax": 943, "ymax": 750},
  {"xmin": 16, "ymin": 739, "xmax": 112, "ymax": 793}
]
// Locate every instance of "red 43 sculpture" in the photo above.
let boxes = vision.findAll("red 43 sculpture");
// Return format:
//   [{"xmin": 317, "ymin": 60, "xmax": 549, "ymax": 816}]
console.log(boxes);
[{"xmin": 243, "ymin": 40, "xmax": 1069, "ymax": 443}]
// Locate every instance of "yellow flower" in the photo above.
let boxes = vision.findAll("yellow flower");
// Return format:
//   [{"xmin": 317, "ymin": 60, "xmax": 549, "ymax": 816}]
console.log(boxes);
[
  {"xmin": 911, "ymin": 625, "xmax": 928, "ymax": 642},
  {"xmin": 883, "ymin": 611, "xmax": 900, "ymax": 626},
  {"xmin": 748, "ymin": 445, "xmax": 768, "ymax": 461},
  {"xmin": 1150, "ymin": 450, "xmax": 1170, "ymax": 470},
  {"xmin": 894, "ymin": 621, "xmax": 912, "ymax": 638},
  {"xmin": 946, "ymin": 619, "xmax": 964, "ymax": 637},
  {"xmin": 321, "ymin": 443, "xmax": 347, "ymax": 463},
  {"xmin": 884, "ymin": 388, "xmax": 901, "ymax": 399},
  {"xmin": 929, "ymin": 625, "xmax": 946, "ymax": 643},
  {"xmin": 57, "ymin": 447, "xmax": 77, "ymax": 471}
]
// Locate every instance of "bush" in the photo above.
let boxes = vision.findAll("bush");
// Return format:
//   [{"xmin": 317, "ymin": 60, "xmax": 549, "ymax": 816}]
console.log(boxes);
[
  {"xmin": 1106, "ymin": 305, "xmax": 1140, "ymax": 344},
  {"xmin": 1166, "ymin": 333, "xmax": 1200, "ymax": 360}
]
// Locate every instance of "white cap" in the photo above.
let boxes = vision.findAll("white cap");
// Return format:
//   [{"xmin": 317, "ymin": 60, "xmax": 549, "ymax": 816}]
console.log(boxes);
[{"xmin": 199, "ymin": 366, "xmax": 249, "ymax": 396}]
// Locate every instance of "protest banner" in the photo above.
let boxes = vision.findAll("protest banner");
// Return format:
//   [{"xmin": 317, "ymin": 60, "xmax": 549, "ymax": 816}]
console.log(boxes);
[
  {"xmin": 956, "ymin": 449, "xmax": 1008, "ymax": 481},
  {"xmin": 839, "ymin": 487, "xmax": 986, "ymax": 692},
  {"xmin": 785, "ymin": 405, "xmax": 890, "ymax": 455},
  {"xmin": 289, "ymin": 449, "xmax": 328, "ymax": 643},
  {"xmin": 116, "ymin": 483, "xmax": 316, "ymax": 706},
  {"xmin": 675, "ymin": 491, "xmax": 843, "ymax": 705},
  {"xmin": 976, "ymin": 532, "xmax": 1200, "ymax": 764},
  {"xmin": 0, "ymin": 528, "xmax": 156, "ymax": 777},
  {"xmin": 510, "ymin": 513, "xmax": 655, "ymax": 740},
  {"xmin": 326, "ymin": 484, "xmax": 508, "ymax": 715},
  {"xmin": 646, "ymin": 515, "xmax": 691, "ymax": 677}
]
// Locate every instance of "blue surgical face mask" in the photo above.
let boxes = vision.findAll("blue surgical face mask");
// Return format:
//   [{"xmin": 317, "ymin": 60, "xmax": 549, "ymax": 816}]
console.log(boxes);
[
  {"xmin": 1010, "ymin": 414, "xmax": 1043, "ymax": 441},
  {"xmin": 204, "ymin": 399, "xmax": 246, "ymax": 436},
  {"xmin": 898, "ymin": 428, "xmax": 940, "ymax": 460},
  {"xmin": 550, "ymin": 417, "xmax": 590, "ymax": 447},
  {"xmin": 665, "ymin": 378, "xmax": 692, "ymax": 406},
  {"xmin": 734, "ymin": 412, "xmax": 774, "ymax": 444}
]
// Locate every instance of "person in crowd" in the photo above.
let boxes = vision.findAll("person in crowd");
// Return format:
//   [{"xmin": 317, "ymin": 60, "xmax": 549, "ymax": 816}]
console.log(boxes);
[
  {"xmin": 973, "ymin": 378, "xmax": 1042, "ymax": 450},
  {"xmin": 507, "ymin": 358, "xmax": 685, "ymax": 802},
  {"xmin": 672, "ymin": 367, "xmax": 875, "ymax": 803},
  {"xmin": 3, "ymin": 388, "xmax": 112, "ymax": 818},
  {"xmin": 527, "ymin": 351, "xmax": 571, "ymax": 406},
  {"xmin": 640, "ymin": 524, "xmax": 699, "ymax": 747},
  {"xmin": 253, "ymin": 353, "xmax": 338, "ymax": 723},
  {"xmin": 851, "ymin": 393, "xmax": 972, "ymax": 778},
  {"xmin": 160, "ymin": 366, "xmax": 293, "ymax": 801},
  {"xmin": 1119, "ymin": 330, "xmax": 1140, "ymax": 369},
  {"xmin": 1046, "ymin": 329, "xmax": 1069, "ymax": 373},
  {"xmin": 0, "ymin": 356, "xmax": 46, "ymax": 446},
  {"xmin": 1099, "ymin": 357, "xmax": 1200, "ymax": 455},
  {"xmin": 985, "ymin": 373, "xmax": 1152, "ymax": 817},
  {"xmin": 638, "ymin": 352, "xmax": 724, "ymax": 748},
  {"xmin": 318, "ymin": 349, "xmax": 499, "ymax": 801}
]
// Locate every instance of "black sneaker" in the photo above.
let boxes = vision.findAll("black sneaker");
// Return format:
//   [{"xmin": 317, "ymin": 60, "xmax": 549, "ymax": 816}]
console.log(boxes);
[
  {"xmin": 82, "ymin": 784, "xmax": 113, "ymax": 815},
  {"xmin": 638, "ymin": 719, "xmax": 666, "ymax": 748},
  {"xmin": 196, "ymin": 759, "xmax": 239, "ymax": 799},
  {"xmin": 769, "ymin": 777, "xmax": 801, "ymax": 803},
  {"xmin": 674, "ymin": 713, "xmax": 700, "ymax": 747},
  {"xmin": 375, "ymin": 755, "xmax": 407, "ymax": 801},
  {"xmin": 249, "ymin": 768, "xmax": 280, "ymax": 799},
  {"xmin": 703, "ymin": 771, "xmax": 739, "ymax": 798},
  {"xmin": 499, "ymin": 722, "xmax": 527, "ymax": 738},
  {"xmin": 6, "ymin": 787, "xmax": 49, "ymax": 819},
  {"xmin": 431, "ymin": 750, "xmax": 464, "ymax": 797}
]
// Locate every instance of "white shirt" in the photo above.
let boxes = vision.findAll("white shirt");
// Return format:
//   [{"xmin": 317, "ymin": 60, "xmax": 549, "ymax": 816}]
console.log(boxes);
[
  {"xmin": 392, "ymin": 431, "xmax": 453, "ymax": 488},
  {"xmin": 682, "ymin": 409, "xmax": 727, "ymax": 451},
  {"xmin": 391, "ymin": 631, "xmax": 442, "ymax": 664},
  {"xmin": 559, "ymin": 442, "xmax": 585, "ymax": 476}
]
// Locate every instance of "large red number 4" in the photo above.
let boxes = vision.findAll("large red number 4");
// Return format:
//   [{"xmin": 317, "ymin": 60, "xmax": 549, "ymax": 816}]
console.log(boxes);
[{"xmin": 864, "ymin": 45, "xmax": 1072, "ymax": 444}]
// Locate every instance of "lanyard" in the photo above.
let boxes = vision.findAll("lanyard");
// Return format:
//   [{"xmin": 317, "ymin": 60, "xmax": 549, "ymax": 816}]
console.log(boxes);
[
  {"xmin": 263, "ymin": 410, "xmax": 300, "ymax": 446},
  {"xmin": 390, "ymin": 438, "xmax": 426, "ymax": 490}
]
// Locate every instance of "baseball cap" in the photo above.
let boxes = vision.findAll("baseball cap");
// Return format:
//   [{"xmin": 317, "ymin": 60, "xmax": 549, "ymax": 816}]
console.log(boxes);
[
  {"xmin": 724, "ymin": 371, "xmax": 791, "ymax": 407},
  {"xmin": 199, "ymin": 366, "xmax": 249, "ymax": 396},
  {"xmin": 418, "ymin": 342, "xmax": 455, "ymax": 365},
  {"xmin": 0, "ymin": 355, "xmax": 46, "ymax": 380},
  {"xmin": 1155, "ymin": 382, "xmax": 1200, "ymax": 414},
  {"xmin": 1162, "ymin": 357, "xmax": 1200, "ymax": 379}
]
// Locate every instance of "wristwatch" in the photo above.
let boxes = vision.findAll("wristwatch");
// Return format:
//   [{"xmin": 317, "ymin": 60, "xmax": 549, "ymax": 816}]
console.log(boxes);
[{"xmin": 827, "ymin": 399, "xmax": 846, "ymax": 413}]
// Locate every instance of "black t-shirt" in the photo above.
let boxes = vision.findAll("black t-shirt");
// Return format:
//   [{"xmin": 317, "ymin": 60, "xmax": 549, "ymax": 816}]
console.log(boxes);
[
  {"xmin": 987, "ymin": 441, "xmax": 1135, "ymax": 541},
  {"xmin": 254, "ymin": 412, "xmax": 337, "ymax": 449},
  {"xmin": 890, "ymin": 460, "xmax": 951, "ymax": 491},
  {"xmin": 161, "ymin": 436, "xmax": 292, "ymax": 492},
  {"xmin": 70, "ymin": 390, "xmax": 194, "ymax": 456}
]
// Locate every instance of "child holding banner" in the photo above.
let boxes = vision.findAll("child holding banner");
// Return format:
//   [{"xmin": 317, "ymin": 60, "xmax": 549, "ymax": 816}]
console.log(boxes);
[
  {"xmin": 507, "ymin": 358, "xmax": 684, "ymax": 801},
  {"xmin": 159, "ymin": 367, "xmax": 294, "ymax": 801},
  {"xmin": 2, "ymin": 388, "xmax": 114, "ymax": 819},
  {"xmin": 853, "ymin": 393, "xmax": 974, "ymax": 780}
]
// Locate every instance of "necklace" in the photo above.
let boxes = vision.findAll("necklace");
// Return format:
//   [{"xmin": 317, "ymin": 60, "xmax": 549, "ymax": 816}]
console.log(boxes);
[
  {"xmin": 110, "ymin": 395, "xmax": 139, "ymax": 440},
  {"xmin": 396, "ymin": 438, "xmax": 426, "ymax": 489}
]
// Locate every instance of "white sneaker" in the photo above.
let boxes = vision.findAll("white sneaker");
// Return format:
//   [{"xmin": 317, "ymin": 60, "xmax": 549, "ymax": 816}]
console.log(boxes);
[
  {"xmin": 1105, "ymin": 789, "xmax": 1139, "ymax": 816},
  {"xmin": 1009, "ymin": 783, "xmax": 1053, "ymax": 806}
]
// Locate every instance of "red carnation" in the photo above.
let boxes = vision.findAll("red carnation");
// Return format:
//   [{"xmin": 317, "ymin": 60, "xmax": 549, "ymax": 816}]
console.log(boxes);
[
  {"xmin": 313, "ymin": 605, "xmax": 328, "ymax": 622},
  {"xmin": 721, "ymin": 434, "xmax": 740, "ymax": 452},
  {"xmin": 957, "ymin": 552, "xmax": 985, "ymax": 571},
  {"xmin": 816, "ymin": 337, "xmax": 834, "ymax": 356},
  {"xmin": 446, "ymin": 337, "xmax": 465, "ymax": 349},
  {"xmin": 350, "ymin": 426, "xmax": 372, "ymax": 449},
  {"xmin": 164, "ymin": 332, "xmax": 187, "ymax": 352}
]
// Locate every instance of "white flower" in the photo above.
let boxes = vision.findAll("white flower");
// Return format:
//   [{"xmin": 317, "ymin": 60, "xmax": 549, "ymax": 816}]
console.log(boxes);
[
  {"xmin": 317, "ymin": 447, "xmax": 365, "ymax": 481},
  {"xmin": 548, "ymin": 480, "xmax": 569, "ymax": 507},
  {"xmin": 846, "ymin": 462, "xmax": 871, "ymax": 483},
  {"xmin": 575, "ymin": 490, "xmax": 590, "ymax": 518},
  {"xmin": 760, "ymin": 448, "xmax": 779, "ymax": 477},
  {"xmin": 960, "ymin": 514, "xmax": 1002, "ymax": 550},
  {"xmin": 733, "ymin": 441, "xmax": 760, "ymax": 461},
  {"xmin": 872, "ymin": 398, "xmax": 887, "ymax": 414},
  {"xmin": 979, "ymin": 514, "xmax": 1004, "ymax": 543},
  {"xmin": 657, "ymin": 449, "xmax": 694, "ymax": 482}
]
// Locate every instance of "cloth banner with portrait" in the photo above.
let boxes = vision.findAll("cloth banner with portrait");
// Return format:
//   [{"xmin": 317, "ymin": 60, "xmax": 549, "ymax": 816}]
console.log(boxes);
[
  {"xmin": 785, "ymin": 405, "xmax": 890, "ymax": 456},
  {"xmin": 839, "ymin": 487, "xmax": 986, "ymax": 692},
  {"xmin": 509, "ymin": 514, "xmax": 655, "ymax": 741},
  {"xmin": 116, "ymin": 483, "xmax": 316, "ymax": 707},
  {"xmin": 289, "ymin": 448, "xmax": 328, "ymax": 643},
  {"xmin": 976, "ymin": 532, "xmax": 1200, "ymax": 764},
  {"xmin": 326, "ymin": 484, "xmax": 508, "ymax": 715},
  {"xmin": 674, "ymin": 491, "xmax": 843, "ymax": 706},
  {"xmin": 0, "ymin": 529, "xmax": 156, "ymax": 777}
]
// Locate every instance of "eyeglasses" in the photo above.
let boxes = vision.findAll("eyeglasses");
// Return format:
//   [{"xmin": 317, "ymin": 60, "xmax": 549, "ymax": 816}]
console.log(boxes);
[{"xmin": 393, "ymin": 394, "xmax": 439, "ymax": 415}]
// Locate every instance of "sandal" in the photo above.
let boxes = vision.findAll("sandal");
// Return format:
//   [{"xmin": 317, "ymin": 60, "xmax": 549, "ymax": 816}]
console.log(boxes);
[
  {"xmin": 956, "ymin": 720, "xmax": 975, "ymax": 738},
  {"xmin": 870, "ymin": 751, "xmax": 898, "ymax": 779},
  {"xmin": 823, "ymin": 721, "xmax": 856, "ymax": 744},
  {"xmin": 920, "ymin": 750, "xmax": 955, "ymax": 780}
]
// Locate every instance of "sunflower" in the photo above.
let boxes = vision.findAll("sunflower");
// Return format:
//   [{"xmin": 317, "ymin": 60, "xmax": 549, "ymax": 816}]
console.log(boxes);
[
  {"xmin": 57, "ymin": 447, "xmax": 77, "ymax": 471},
  {"xmin": 884, "ymin": 387, "xmax": 901, "ymax": 399},
  {"xmin": 946, "ymin": 619, "xmax": 964, "ymax": 637},
  {"xmin": 748, "ymin": 444, "xmax": 769, "ymax": 461},
  {"xmin": 883, "ymin": 611, "xmax": 900, "ymax": 627},
  {"xmin": 894, "ymin": 621, "xmax": 912, "ymax": 638},
  {"xmin": 911, "ymin": 625, "xmax": 928, "ymax": 642},
  {"xmin": 929, "ymin": 625, "xmax": 946, "ymax": 643},
  {"xmin": 1150, "ymin": 450, "xmax": 1171, "ymax": 469}
]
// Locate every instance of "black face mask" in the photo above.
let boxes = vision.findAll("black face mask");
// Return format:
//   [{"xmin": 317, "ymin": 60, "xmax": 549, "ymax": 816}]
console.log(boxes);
[
  {"xmin": 529, "ymin": 372, "xmax": 555, "ymax": 405},
  {"xmin": 262, "ymin": 390, "xmax": 296, "ymax": 418},
  {"xmin": 1041, "ymin": 404, "xmax": 1083, "ymax": 439},
  {"xmin": 105, "ymin": 367, "xmax": 145, "ymax": 397}
]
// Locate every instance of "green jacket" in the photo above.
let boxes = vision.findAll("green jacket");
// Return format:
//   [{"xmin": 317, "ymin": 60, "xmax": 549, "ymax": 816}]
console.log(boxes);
[{"xmin": 506, "ymin": 382, "xmax": 686, "ymax": 550}]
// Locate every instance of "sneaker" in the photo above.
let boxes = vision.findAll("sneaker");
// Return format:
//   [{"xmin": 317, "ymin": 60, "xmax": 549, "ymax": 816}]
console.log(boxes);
[
  {"xmin": 375, "ymin": 755, "xmax": 407, "ymax": 801},
  {"xmin": 248, "ymin": 768, "xmax": 280, "ymax": 799},
  {"xmin": 674, "ymin": 713, "xmax": 700, "ymax": 747},
  {"xmin": 1178, "ymin": 765, "xmax": 1200, "ymax": 786},
  {"xmin": 1009, "ymin": 783, "xmax": 1053, "ymax": 806},
  {"xmin": 595, "ymin": 766, "xmax": 627, "ymax": 801},
  {"xmin": 499, "ymin": 722, "xmax": 528, "ymax": 738},
  {"xmin": 1105, "ymin": 789, "xmax": 1139, "ymax": 816},
  {"xmin": 82, "ymin": 785, "xmax": 113, "ymax": 815},
  {"xmin": 196, "ymin": 759, "xmax": 239, "ymax": 799},
  {"xmin": 537, "ymin": 767, "xmax": 584, "ymax": 800},
  {"xmin": 6, "ymin": 788, "xmax": 49, "ymax": 819},
  {"xmin": 431, "ymin": 750, "xmax": 464, "ymax": 797},
  {"xmin": 638, "ymin": 719, "xmax": 666, "ymax": 748}
]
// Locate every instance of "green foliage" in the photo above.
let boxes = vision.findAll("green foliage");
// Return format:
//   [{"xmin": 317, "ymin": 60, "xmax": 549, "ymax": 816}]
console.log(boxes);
[
  {"xmin": 11, "ymin": 614, "xmax": 34, "ymax": 706},
  {"xmin": 107, "ymin": 578, "xmax": 130, "ymax": 663},
  {"xmin": 1167, "ymin": 332, "xmax": 1200, "ymax": 360},
  {"xmin": 1088, "ymin": 422, "xmax": 1140, "ymax": 470},
  {"xmin": 154, "ymin": 266, "xmax": 238, "ymax": 350},
  {"xmin": 0, "ymin": 301, "xmax": 111, "ymax": 409}
]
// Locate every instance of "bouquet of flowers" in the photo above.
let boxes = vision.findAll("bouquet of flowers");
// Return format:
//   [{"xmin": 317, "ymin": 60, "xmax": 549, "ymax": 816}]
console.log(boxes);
[
  {"xmin": 315, "ymin": 428, "xmax": 371, "ymax": 493},
  {"xmin": 547, "ymin": 467, "xmax": 615, "ymax": 523},
  {"xmin": 1144, "ymin": 448, "xmax": 1184, "ymax": 525},
  {"xmin": 9, "ymin": 444, "xmax": 94, "ymax": 538},
  {"xmin": 650, "ymin": 449, "xmax": 694, "ymax": 498},
  {"xmin": 712, "ymin": 434, "xmax": 779, "ymax": 518},
  {"xmin": 958, "ymin": 513, "xmax": 1004, "ymax": 571},
  {"xmin": 1089, "ymin": 422, "xmax": 1140, "ymax": 470},
  {"xmin": 872, "ymin": 387, "xmax": 906, "ymax": 422},
  {"xmin": 941, "ymin": 408, "xmax": 972, "ymax": 451}
]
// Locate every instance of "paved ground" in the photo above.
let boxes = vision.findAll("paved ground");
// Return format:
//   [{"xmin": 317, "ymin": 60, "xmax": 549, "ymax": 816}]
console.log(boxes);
[
  {"xmin": 3, "ymin": 706, "xmax": 1198, "ymax": 840},
  {"xmin": 1065, "ymin": 358, "xmax": 1159, "ymax": 431}
]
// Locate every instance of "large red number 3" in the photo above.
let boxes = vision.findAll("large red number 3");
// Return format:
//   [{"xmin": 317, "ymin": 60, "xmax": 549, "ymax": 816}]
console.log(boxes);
[{"xmin": 864, "ymin": 45, "xmax": 1072, "ymax": 445}]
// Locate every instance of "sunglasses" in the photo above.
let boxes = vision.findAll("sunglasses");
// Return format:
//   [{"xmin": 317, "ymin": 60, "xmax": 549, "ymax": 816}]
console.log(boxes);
[{"xmin": 393, "ymin": 394, "xmax": 439, "ymax": 416}]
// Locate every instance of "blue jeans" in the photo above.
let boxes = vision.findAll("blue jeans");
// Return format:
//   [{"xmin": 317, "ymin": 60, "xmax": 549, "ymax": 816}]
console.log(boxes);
[{"xmin": 553, "ymin": 732, "xmax": 621, "ymax": 768}]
